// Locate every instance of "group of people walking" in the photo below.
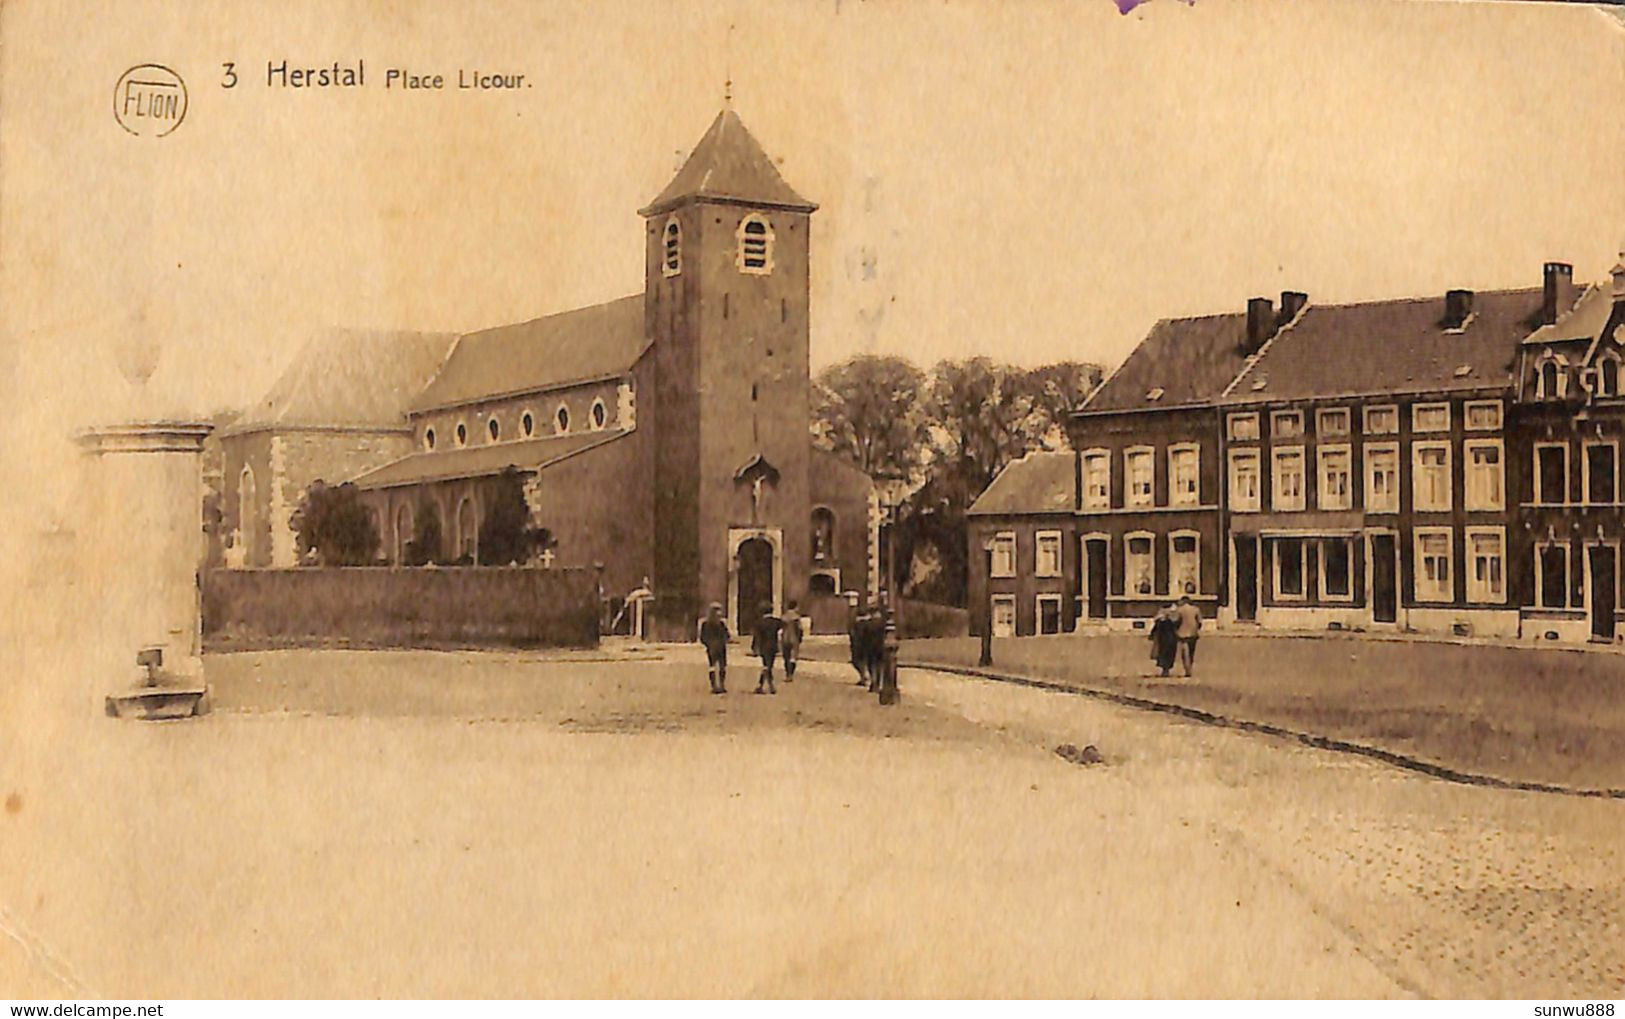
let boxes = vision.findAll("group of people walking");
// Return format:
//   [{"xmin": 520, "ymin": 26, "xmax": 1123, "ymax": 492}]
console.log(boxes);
[
  {"xmin": 695, "ymin": 596, "xmax": 896, "ymax": 700},
  {"xmin": 697, "ymin": 599, "xmax": 806, "ymax": 695}
]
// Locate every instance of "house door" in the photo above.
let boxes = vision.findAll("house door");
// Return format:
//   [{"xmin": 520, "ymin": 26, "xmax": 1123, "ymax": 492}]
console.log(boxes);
[
  {"xmin": 736, "ymin": 537, "xmax": 775, "ymax": 634},
  {"xmin": 1371, "ymin": 533, "xmax": 1398, "ymax": 624},
  {"xmin": 1084, "ymin": 538, "xmax": 1108, "ymax": 619},
  {"xmin": 1590, "ymin": 546, "xmax": 1616, "ymax": 642},
  {"xmin": 1233, "ymin": 536, "xmax": 1258, "ymax": 622}
]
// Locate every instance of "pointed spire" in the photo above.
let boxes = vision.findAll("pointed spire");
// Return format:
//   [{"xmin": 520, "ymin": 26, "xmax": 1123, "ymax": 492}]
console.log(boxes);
[{"xmin": 640, "ymin": 109, "xmax": 817, "ymax": 218}]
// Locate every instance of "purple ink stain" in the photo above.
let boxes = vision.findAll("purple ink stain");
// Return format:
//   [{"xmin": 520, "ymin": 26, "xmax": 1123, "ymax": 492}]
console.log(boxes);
[{"xmin": 1116, "ymin": 0, "xmax": 1194, "ymax": 12}]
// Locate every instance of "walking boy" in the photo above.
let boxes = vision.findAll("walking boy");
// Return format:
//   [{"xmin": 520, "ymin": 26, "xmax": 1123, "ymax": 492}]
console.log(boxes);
[
  {"xmin": 780, "ymin": 599, "xmax": 804, "ymax": 681},
  {"xmin": 698, "ymin": 602, "xmax": 730, "ymax": 694},
  {"xmin": 752, "ymin": 601, "xmax": 783, "ymax": 695}
]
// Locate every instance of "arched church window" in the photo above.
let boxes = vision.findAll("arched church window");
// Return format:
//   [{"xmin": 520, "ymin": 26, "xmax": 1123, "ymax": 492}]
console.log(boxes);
[
  {"xmin": 488, "ymin": 417, "xmax": 500, "ymax": 442},
  {"xmin": 424, "ymin": 427, "xmax": 436, "ymax": 451},
  {"xmin": 521, "ymin": 411, "xmax": 534, "ymax": 437},
  {"xmin": 662, "ymin": 218, "xmax": 682, "ymax": 277},
  {"xmin": 737, "ymin": 214, "xmax": 773, "ymax": 275},
  {"xmin": 555, "ymin": 404, "xmax": 570, "ymax": 435},
  {"xmin": 456, "ymin": 422, "xmax": 468, "ymax": 447},
  {"xmin": 590, "ymin": 398, "xmax": 607, "ymax": 430}
]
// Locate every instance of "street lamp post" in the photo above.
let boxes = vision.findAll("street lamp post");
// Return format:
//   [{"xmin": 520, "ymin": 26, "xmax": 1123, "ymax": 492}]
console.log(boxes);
[{"xmin": 979, "ymin": 542, "xmax": 994, "ymax": 668}]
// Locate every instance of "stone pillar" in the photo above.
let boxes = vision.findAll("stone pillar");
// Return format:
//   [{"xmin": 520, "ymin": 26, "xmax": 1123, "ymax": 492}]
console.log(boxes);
[{"xmin": 78, "ymin": 421, "xmax": 212, "ymax": 694}]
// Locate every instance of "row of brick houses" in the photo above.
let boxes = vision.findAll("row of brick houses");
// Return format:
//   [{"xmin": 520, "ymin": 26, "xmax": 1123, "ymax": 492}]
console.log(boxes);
[{"xmin": 969, "ymin": 254, "xmax": 1625, "ymax": 643}]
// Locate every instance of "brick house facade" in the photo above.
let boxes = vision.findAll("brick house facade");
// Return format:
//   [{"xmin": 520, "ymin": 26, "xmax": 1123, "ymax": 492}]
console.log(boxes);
[{"xmin": 969, "ymin": 254, "xmax": 1625, "ymax": 644}]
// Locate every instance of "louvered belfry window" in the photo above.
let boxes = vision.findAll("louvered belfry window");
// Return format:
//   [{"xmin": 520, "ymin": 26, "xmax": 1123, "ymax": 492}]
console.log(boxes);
[{"xmin": 738, "ymin": 215, "xmax": 772, "ymax": 274}]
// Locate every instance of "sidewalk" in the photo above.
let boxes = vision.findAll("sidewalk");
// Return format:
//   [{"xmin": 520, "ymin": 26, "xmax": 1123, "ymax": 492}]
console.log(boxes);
[{"xmin": 810, "ymin": 633, "xmax": 1625, "ymax": 791}]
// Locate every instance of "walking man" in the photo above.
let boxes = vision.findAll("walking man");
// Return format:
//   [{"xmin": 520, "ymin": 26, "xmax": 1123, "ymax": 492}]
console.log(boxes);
[
  {"xmin": 1174, "ymin": 594, "xmax": 1202, "ymax": 678},
  {"xmin": 780, "ymin": 599, "xmax": 804, "ymax": 681},
  {"xmin": 698, "ymin": 602, "xmax": 730, "ymax": 694},
  {"xmin": 849, "ymin": 597, "xmax": 870, "ymax": 686},
  {"xmin": 752, "ymin": 601, "xmax": 783, "ymax": 695}
]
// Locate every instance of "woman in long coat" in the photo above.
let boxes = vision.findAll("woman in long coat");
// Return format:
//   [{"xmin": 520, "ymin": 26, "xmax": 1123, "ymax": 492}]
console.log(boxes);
[{"xmin": 1148, "ymin": 603, "xmax": 1179, "ymax": 677}]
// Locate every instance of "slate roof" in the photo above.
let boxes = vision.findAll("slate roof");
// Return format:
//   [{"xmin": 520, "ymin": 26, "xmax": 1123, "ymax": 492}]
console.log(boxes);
[
  {"xmin": 1081, "ymin": 313, "xmax": 1254, "ymax": 413},
  {"xmin": 1525, "ymin": 283, "xmax": 1613, "ymax": 347},
  {"xmin": 351, "ymin": 429, "xmax": 630, "ymax": 489},
  {"xmin": 1222, "ymin": 288, "xmax": 1542, "ymax": 403},
  {"xmin": 639, "ymin": 109, "xmax": 816, "ymax": 217},
  {"xmin": 229, "ymin": 329, "xmax": 457, "ymax": 433},
  {"xmin": 968, "ymin": 451, "xmax": 1076, "ymax": 516},
  {"xmin": 411, "ymin": 295, "xmax": 648, "ymax": 413}
]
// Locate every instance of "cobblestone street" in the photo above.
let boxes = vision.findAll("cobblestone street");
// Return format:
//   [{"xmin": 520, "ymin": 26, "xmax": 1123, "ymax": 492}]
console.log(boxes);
[{"xmin": 1, "ymin": 647, "xmax": 1618, "ymax": 997}]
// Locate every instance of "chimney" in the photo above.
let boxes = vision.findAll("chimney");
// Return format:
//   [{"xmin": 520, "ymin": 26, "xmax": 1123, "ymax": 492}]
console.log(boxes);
[
  {"xmin": 1245, "ymin": 296, "xmax": 1274, "ymax": 353},
  {"xmin": 1443, "ymin": 289, "xmax": 1474, "ymax": 329},
  {"xmin": 1277, "ymin": 291, "xmax": 1308, "ymax": 325},
  {"xmin": 1542, "ymin": 262, "xmax": 1575, "ymax": 325}
]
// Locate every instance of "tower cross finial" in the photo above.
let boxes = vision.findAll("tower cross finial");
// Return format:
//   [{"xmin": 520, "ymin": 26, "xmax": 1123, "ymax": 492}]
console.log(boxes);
[{"xmin": 724, "ymin": 22, "xmax": 735, "ymax": 107}]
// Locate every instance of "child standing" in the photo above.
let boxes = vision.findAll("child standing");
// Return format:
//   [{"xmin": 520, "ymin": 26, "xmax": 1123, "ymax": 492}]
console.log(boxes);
[
  {"xmin": 751, "ymin": 601, "xmax": 783, "ymax": 695},
  {"xmin": 698, "ymin": 602, "xmax": 730, "ymax": 694},
  {"xmin": 780, "ymin": 599, "xmax": 804, "ymax": 681}
]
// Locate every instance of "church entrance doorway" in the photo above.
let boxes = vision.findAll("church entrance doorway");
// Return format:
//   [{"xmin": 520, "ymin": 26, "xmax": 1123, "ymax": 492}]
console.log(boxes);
[{"xmin": 737, "ymin": 537, "xmax": 774, "ymax": 634}]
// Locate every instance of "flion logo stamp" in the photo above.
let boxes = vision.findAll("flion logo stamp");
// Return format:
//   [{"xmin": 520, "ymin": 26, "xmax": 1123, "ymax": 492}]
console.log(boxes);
[{"xmin": 114, "ymin": 64, "xmax": 187, "ymax": 137}]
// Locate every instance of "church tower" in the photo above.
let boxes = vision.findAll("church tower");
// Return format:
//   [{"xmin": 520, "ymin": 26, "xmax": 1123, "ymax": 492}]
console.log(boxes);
[{"xmin": 640, "ymin": 110, "xmax": 818, "ymax": 635}]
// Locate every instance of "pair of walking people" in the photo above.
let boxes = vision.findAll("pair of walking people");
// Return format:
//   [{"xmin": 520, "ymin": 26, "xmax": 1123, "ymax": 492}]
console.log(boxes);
[
  {"xmin": 1148, "ymin": 594, "xmax": 1202, "ymax": 678},
  {"xmin": 697, "ymin": 600, "xmax": 803, "ymax": 695}
]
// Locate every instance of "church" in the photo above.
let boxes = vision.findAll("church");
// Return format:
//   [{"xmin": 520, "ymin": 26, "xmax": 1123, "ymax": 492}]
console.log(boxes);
[{"xmin": 219, "ymin": 109, "xmax": 876, "ymax": 639}]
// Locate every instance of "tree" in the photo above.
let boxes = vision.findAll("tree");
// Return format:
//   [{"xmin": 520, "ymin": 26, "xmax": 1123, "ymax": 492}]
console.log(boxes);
[
  {"xmin": 1019, "ymin": 361, "xmax": 1105, "ymax": 448},
  {"xmin": 478, "ymin": 467, "xmax": 551, "ymax": 566},
  {"xmin": 810, "ymin": 355, "xmax": 930, "ymax": 479},
  {"xmin": 404, "ymin": 501, "xmax": 443, "ymax": 566},
  {"xmin": 290, "ymin": 481, "xmax": 380, "ymax": 566}
]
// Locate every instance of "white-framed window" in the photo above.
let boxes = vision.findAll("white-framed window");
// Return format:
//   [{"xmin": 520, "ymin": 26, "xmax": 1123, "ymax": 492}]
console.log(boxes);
[
  {"xmin": 991, "ymin": 595, "xmax": 1016, "ymax": 638},
  {"xmin": 455, "ymin": 421, "xmax": 468, "ymax": 447},
  {"xmin": 423, "ymin": 427, "xmax": 436, "ymax": 451},
  {"xmin": 555, "ymin": 403, "xmax": 571, "ymax": 435},
  {"xmin": 1319, "ymin": 537, "xmax": 1354, "ymax": 601},
  {"xmin": 1169, "ymin": 531, "xmax": 1199, "ymax": 597},
  {"xmin": 990, "ymin": 531, "xmax": 1016, "ymax": 578},
  {"xmin": 1271, "ymin": 410, "xmax": 1304, "ymax": 439},
  {"xmin": 520, "ymin": 411, "xmax": 535, "ymax": 438},
  {"xmin": 1082, "ymin": 450, "xmax": 1110, "ymax": 511},
  {"xmin": 1125, "ymin": 447, "xmax": 1154, "ymax": 508},
  {"xmin": 662, "ymin": 216, "xmax": 682, "ymax": 277},
  {"xmin": 1229, "ymin": 449, "xmax": 1261, "ymax": 512},
  {"xmin": 1413, "ymin": 442, "xmax": 1452, "ymax": 511},
  {"xmin": 1464, "ymin": 439, "xmax": 1504, "ymax": 511},
  {"xmin": 1227, "ymin": 413, "xmax": 1260, "ymax": 441},
  {"xmin": 1534, "ymin": 442, "xmax": 1569, "ymax": 505},
  {"xmin": 1536, "ymin": 353, "xmax": 1569, "ymax": 400},
  {"xmin": 1317, "ymin": 408, "xmax": 1351, "ymax": 437},
  {"xmin": 1318, "ymin": 444, "xmax": 1352, "ymax": 511},
  {"xmin": 1536, "ymin": 541, "xmax": 1570, "ymax": 609},
  {"xmin": 1415, "ymin": 528, "xmax": 1453, "ymax": 603},
  {"xmin": 736, "ymin": 214, "xmax": 774, "ymax": 275},
  {"xmin": 1365, "ymin": 442, "xmax": 1399, "ymax": 513},
  {"xmin": 1364, "ymin": 405, "xmax": 1399, "ymax": 435},
  {"xmin": 1169, "ymin": 443, "xmax": 1200, "ymax": 507},
  {"xmin": 1583, "ymin": 440, "xmax": 1618, "ymax": 505},
  {"xmin": 590, "ymin": 397, "xmax": 608, "ymax": 431},
  {"xmin": 1271, "ymin": 446, "xmax": 1306, "ymax": 511},
  {"xmin": 1125, "ymin": 532, "xmax": 1155, "ymax": 597},
  {"xmin": 1035, "ymin": 530, "xmax": 1062, "ymax": 578},
  {"xmin": 1036, "ymin": 594, "xmax": 1063, "ymax": 635},
  {"xmin": 1597, "ymin": 354, "xmax": 1622, "ymax": 398},
  {"xmin": 487, "ymin": 417, "xmax": 501, "ymax": 442},
  {"xmin": 1466, "ymin": 527, "xmax": 1505, "ymax": 604},
  {"xmin": 1465, "ymin": 400, "xmax": 1503, "ymax": 431},
  {"xmin": 1272, "ymin": 537, "xmax": 1306, "ymax": 601},
  {"xmin": 1413, "ymin": 403, "xmax": 1451, "ymax": 433}
]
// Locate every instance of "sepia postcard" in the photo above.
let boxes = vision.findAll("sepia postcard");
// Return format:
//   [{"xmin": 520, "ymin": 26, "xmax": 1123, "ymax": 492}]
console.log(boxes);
[{"xmin": 2, "ymin": 0, "xmax": 1624, "ymax": 1004}]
